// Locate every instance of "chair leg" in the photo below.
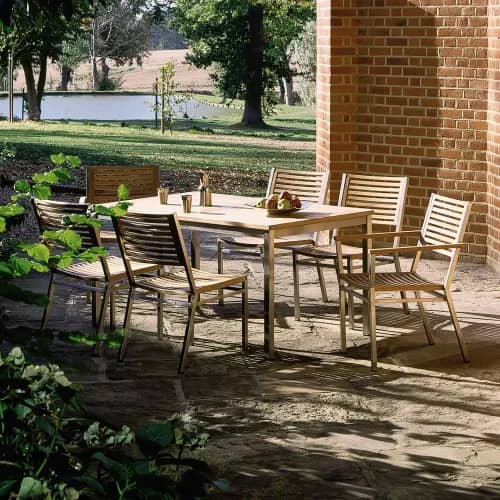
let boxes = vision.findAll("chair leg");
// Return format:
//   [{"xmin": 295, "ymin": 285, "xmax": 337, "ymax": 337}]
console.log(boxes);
[
  {"xmin": 242, "ymin": 281, "xmax": 248, "ymax": 352},
  {"xmin": 444, "ymin": 290, "xmax": 470, "ymax": 363},
  {"xmin": 369, "ymin": 288, "xmax": 377, "ymax": 371},
  {"xmin": 394, "ymin": 255, "xmax": 410, "ymax": 314},
  {"xmin": 292, "ymin": 252, "xmax": 301, "ymax": 320},
  {"xmin": 118, "ymin": 287, "xmax": 135, "ymax": 362},
  {"xmin": 347, "ymin": 258, "xmax": 355, "ymax": 330},
  {"xmin": 93, "ymin": 285, "xmax": 111, "ymax": 356},
  {"xmin": 41, "ymin": 272, "xmax": 56, "ymax": 332},
  {"xmin": 415, "ymin": 291, "xmax": 434, "ymax": 345},
  {"xmin": 339, "ymin": 285, "xmax": 347, "ymax": 353},
  {"xmin": 109, "ymin": 286, "xmax": 116, "ymax": 331},
  {"xmin": 178, "ymin": 295, "xmax": 199, "ymax": 374},
  {"xmin": 316, "ymin": 261, "xmax": 329, "ymax": 303},
  {"xmin": 217, "ymin": 240, "xmax": 224, "ymax": 305},
  {"xmin": 157, "ymin": 293, "xmax": 163, "ymax": 339}
]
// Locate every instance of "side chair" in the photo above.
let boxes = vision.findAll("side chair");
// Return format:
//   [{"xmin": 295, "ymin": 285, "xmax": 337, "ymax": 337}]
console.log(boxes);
[
  {"xmin": 336, "ymin": 193, "xmax": 472, "ymax": 371},
  {"xmin": 111, "ymin": 212, "xmax": 249, "ymax": 373},
  {"xmin": 291, "ymin": 174, "xmax": 409, "ymax": 323},
  {"xmin": 217, "ymin": 168, "xmax": 330, "ymax": 304},
  {"xmin": 33, "ymin": 199, "xmax": 160, "ymax": 336},
  {"xmin": 81, "ymin": 164, "xmax": 161, "ymax": 243}
]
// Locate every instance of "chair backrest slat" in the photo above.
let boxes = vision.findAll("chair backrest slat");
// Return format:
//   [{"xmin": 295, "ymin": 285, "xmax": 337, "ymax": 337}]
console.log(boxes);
[
  {"xmin": 112, "ymin": 213, "xmax": 194, "ymax": 291},
  {"xmin": 421, "ymin": 194, "xmax": 471, "ymax": 257},
  {"xmin": 86, "ymin": 165, "xmax": 160, "ymax": 204},
  {"xmin": 339, "ymin": 174, "xmax": 408, "ymax": 230},
  {"xmin": 267, "ymin": 168, "xmax": 330, "ymax": 204},
  {"xmin": 32, "ymin": 199, "xmax": 98, "ymax": 250}
]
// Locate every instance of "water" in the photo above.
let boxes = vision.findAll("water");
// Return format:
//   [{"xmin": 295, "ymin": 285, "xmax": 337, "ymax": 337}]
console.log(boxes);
[{"xmin": 0, "ymin": 93, "xmax": 231, "ymax": 121}]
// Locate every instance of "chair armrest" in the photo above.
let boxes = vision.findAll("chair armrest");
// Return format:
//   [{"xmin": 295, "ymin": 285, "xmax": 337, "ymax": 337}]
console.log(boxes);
[
  {"xmin": 335, "ymin": 230, "xmax": 421, "ymax": 243},
  {"xmin": 79, "ymin": 196, "xmax": 88, "ymax": 204},
  {"xmin": 370, "ymin": 242, "xmax": 466, "ymax": 256}
]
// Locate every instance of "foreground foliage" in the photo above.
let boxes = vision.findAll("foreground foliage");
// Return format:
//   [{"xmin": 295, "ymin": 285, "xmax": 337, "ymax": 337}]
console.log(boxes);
[{"xmin": 0, "ymin": 347, "xmax": 217, "ymax": 499}]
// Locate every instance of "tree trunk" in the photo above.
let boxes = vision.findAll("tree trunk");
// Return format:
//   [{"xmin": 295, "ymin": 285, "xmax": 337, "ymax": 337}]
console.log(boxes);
[
  {"xmin": 99, "ymin": 57, "xmax": 110, "ymax": 89},
  {"xmin": 283, "ymin": 76, "xmax": 295, "ymax": 105},
  {"xmin": 91, "ymin": 17, "xmax": 98, "ymax": 89},
  {"xmin": 21, "ymin": 60, "xmax": 41, "ymax": 121},
  {"xmin": 241, "ymin": 3, "xmax": 265, "ymax": 127},
  {"xmin": 36, "ymin": 54, "xmax": 48, "ymax": 110},
  {"xmin": 278, "ymin": 79, "xmax": 285, "ymax": 104},
  {"xmin": 59, "ymin": 65, "xmax": 72, "ymax": 91}
]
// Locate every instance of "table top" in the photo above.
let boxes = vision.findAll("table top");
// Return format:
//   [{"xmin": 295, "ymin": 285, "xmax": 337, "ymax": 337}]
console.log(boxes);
[{"xmin": 115, "ymin": 192, "xmax": 373, "ymax": 233}]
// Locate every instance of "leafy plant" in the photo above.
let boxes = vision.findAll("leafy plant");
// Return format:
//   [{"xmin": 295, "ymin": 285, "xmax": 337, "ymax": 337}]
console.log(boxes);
[
  {"xmin": 0, "ymin": 142, "xmax": 16, "ymax": 166},
  {"xmin": 0, "ymin": 347, "xmax": 220, "ymax": 499}
]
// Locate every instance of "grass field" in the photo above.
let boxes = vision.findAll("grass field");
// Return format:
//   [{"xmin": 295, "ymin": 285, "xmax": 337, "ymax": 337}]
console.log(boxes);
[{"xmin": 0, "ymin": 105, "xmax": 315, "ymax": 177}]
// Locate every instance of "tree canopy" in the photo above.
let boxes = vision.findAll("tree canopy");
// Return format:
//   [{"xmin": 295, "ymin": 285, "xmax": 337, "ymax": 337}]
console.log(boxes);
[{"xmin": 170, "ymin": 0, "xmax": 314, "ymax": 126}]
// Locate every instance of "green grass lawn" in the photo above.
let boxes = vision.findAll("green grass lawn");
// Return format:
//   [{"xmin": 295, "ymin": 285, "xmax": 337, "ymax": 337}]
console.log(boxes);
[{"xmin": 0, "ymin": 105, "xmax": 315, "ymax": 176}]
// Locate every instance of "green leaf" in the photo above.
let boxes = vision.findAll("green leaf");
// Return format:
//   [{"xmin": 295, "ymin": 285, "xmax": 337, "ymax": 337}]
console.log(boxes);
[
  {"xmin": 0, "ymin": 480, "xmax": 17, "ymax": 498},
  {"xmin": 18, "ymin": 477, "xmax": 46, "ymax": 498},
  {"xmin": 62, "ymin": 214, "xmax": 102, "ymax": 229},
  {"xmin": 5, "ymin": 257, "xmax": 32, "ymax": 278},
  {"xmin": 14, "ymin": 404, "xmax": 32, "ymax": 419},
  {"xmin": 19, "ymin": 243, "xmax": 50, "ymax": 263},
  {"xmin": 43, "ymin": 229, "xmax": 81, "ymax": 252},
  {"xmin": 14, "ymin": 179, "xmax": 31, "ymax": 194},
  {"xmin": 117, "ymin": 184, "xmax": 130, "ymax": 201},
  {"xmin": 91, "ymin": 452, "xmax": 127, "ymax": 481},
  {"xmin": 0, "ymin": 203, "xmax": 25, "ymax": 218},
  {"xmin": 32, "ymin": 184, "xmax": 51, "ymax": 200},
  {"xmin": 0, "ymin": 217, "xmax": 5, "ymax": 233},
  {"xmin": 136, "ymin": 421, "xmax": 175, "ymax": 457},
  {"xmin": 65, "ymin": 155, "xmax": 82, "ymax": 168},
  {"xmin": 52, "ymin": 167, "xmax": 72, "ymax": 182},
  {"xmin": 50, "ymin": 152, "xmax": 66, "ymax": 165},
  {"xmin": 78, "ymin": 247, "xmax": 107, "ymax": 262},
  {"xmin": 32, "ymin": 171, "xmax": 60, "ymax": 184},
  {"xmin": 34, "ymin": 416, "xmax": 55, "ymax": 437}
]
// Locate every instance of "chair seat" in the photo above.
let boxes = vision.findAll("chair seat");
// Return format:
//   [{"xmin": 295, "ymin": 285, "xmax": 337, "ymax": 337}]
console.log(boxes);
[
  {"xmin": 219, "ymin": 234, "xmax": 314, "ymax": 249},
  {"xmin": 136, "ymin": 268, "xmax": 247, "ymax": 295},
  {"xmin": 290, "ymin": 243, "xmax": 363, "ymax": 259},
  {"xmin": 341, "ymin": 271, "xmax": 444, "ymax": 292},
  {"xmin": 56, "ymin": 255, "xmax": 159, "ymax": 280}
]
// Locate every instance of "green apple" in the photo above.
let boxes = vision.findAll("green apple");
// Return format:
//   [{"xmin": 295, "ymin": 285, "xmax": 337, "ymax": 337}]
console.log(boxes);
[
  {"xmin": 255, "ymin": 198, "xmax": 266, "ymax": 208},
  {"xmin": 278, "ymin": 198, "xmax": 291, "ymax": 209}
]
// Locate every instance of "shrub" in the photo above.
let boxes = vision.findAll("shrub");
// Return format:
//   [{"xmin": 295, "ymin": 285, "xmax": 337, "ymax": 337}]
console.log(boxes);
[{"xmin": 0, "ymin": 347, "xmax": 220, "ymax": 499}]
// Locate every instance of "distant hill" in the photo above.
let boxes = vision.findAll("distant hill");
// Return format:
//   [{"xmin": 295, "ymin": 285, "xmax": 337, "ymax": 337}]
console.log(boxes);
[{"xmin": 13, "ymin": 50, "xmax": 213, "ymax": 93}]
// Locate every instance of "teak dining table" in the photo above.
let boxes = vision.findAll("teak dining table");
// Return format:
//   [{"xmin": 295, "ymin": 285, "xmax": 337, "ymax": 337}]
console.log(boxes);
[{"xmin": 108, "ymin": 192, "xmax": 373, "ymax": 356}]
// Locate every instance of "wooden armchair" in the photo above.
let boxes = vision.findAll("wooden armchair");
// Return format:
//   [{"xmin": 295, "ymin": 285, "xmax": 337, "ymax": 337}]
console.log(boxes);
[
  {"xmin": 336, "ymin": 193, "xmax": 472, "ymax": 370},
  {"xmin": 291, "ymin": 174, "xmax": 409, "ymax": 322},
  {"xmin": 112, "ymin": 212, "xmax": 249, "ymax": 373}
]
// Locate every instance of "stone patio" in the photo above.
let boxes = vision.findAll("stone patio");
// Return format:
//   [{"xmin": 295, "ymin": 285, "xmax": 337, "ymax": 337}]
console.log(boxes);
[{"xmin": 2, "ymin": 231, "xmax": 500, "ymax": 499}]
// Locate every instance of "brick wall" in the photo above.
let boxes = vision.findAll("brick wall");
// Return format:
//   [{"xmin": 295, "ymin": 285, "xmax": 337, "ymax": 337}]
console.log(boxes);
[
  {"xmin": 317, "ymin": 0, "xmax": 491, "ymax": 262},
  {"xmin": 488, "ymin": 0, "xmax": 500, "ymax": 269}
]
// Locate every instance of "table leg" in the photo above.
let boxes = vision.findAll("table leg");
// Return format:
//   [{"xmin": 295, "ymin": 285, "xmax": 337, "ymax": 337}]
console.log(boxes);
[
  {"xmin": 263, "ymin": 231, "xmax": 275, "ymax": 356},
  {"xmin": 362, "ymin": 215, "xmax": 373, "ymax": 336},
  {"xmin": 190, "ymin": 230, "xmax": 201, "ymax": 269}
]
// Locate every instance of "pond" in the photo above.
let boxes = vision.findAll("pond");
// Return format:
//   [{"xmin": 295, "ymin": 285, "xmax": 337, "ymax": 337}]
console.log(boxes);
[{"xmin": 0, "ymin": 92, "xmax": 231, "ymax": 121}]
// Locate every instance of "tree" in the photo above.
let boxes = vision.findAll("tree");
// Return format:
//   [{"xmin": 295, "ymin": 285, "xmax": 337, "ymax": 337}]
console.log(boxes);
[
  {"xmin": 91, "ymin": 0, "xmax": 150, "ymax": 90},
  {"xmin": 0, "ymin": 0, "xmax": 91, "ymax": 120},
  {"xmin": 171, "ymin": 0, "xmax": 314, "ymax": 127},
  {"xmin": 57, "ymin": 33, "xmax": 88, "ymax": 90}
]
